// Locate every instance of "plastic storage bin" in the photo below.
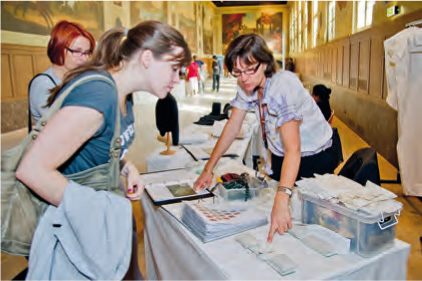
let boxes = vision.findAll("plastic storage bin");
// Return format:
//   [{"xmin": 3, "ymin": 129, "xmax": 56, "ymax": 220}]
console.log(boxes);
[
  {"xmin": 216, "ymin": 183, "xmax": 261, "ymax": 201},
  {"xmin": 299, "ymin": 190, "xmax": 401, "ymax": 257}
]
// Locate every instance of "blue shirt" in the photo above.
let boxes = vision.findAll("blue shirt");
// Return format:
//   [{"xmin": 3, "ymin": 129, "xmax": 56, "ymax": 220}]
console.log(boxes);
[{"xmin": 58, "ymin": 71, "xmax": 135, "ymax": 175}]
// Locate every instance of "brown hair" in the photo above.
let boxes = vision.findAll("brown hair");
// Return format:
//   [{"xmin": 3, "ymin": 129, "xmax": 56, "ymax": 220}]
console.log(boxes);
[
  {"xmin": 224, "ymin": 33, "xmax": 276, "ymax": 77},
  {"xmin": 48, "ymin": 21, "xmax": 191, "ymax": 106},
  {"xmin": 48, "ymin": 20, "xmax": 95, "ymax": 65}
]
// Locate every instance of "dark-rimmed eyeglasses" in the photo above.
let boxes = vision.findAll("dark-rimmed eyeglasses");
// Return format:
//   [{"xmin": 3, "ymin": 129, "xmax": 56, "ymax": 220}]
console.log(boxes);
[
  {"xmin": 231, "ymin": 63, "xmax": 261, "ymax": 77},
  {"xmin": 66, "ymin": 47, "xmax": 92, "ymax": 58}
]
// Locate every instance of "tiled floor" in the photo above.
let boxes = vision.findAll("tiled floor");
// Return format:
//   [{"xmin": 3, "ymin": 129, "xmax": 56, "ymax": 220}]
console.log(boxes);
[{"xmin": 1, "ymin": 77, "xmax": 421, "ymax": 280}]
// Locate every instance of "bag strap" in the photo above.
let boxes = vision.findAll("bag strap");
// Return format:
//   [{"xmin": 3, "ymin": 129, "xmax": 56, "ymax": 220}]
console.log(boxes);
[
  {"xmin": 28, "ymin": 73, "xmax": 57, "ymax": 133},
  {"xmin": 28, "ymin": 74, "xmax": 121, "ymax": 189}
]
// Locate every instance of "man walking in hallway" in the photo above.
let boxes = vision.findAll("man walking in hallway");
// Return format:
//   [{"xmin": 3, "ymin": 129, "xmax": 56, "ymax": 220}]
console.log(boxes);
[{"xmin": 212, "ymin": 55, "xmax": 221, "ymax": 93}]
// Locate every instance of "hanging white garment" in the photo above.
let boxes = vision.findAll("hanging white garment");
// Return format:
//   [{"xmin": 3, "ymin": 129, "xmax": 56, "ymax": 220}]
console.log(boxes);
[{"xmin": 384, "ymin": 27, "xmax": 422, "ymax": 196}]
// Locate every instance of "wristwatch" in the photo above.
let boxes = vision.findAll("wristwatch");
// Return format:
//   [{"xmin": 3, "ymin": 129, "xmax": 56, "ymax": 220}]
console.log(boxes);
[{"xmin": 277, "ymin": 186, "xmax": 293, "ymax": 197}]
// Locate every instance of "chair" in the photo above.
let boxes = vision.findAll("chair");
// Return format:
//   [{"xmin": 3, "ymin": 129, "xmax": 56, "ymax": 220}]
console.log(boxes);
[
  {"xmin": 338, "ymin": 147, "xmax": 381, "ymax": 186},
  {"xmin": 331, "ymin": 127, "xmax": 344, "ymax": 171}
]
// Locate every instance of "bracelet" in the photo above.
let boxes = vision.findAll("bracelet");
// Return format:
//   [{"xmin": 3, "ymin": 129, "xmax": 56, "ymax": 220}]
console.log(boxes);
[
  {"xmin": 203, "ymin": 167, "xmax": 214, "ymax": 176},
  {"xmin": 277, "ymin": 186, "xmax": 293, "ymax": 197}
]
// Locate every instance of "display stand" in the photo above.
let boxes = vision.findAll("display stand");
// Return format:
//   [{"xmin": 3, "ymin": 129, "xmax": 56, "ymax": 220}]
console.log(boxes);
[{"xmin": 160, "ymin": 132, "xmax": 176, "ymax": 155}]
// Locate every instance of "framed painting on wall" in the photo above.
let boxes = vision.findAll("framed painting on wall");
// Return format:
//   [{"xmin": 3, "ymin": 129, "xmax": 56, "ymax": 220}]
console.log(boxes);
[
  {"xmin": 130, "ymin": 1, "xmax": 167, "ymax": 27},
  {"xmin": 222, "ymin": 11, "xmax": 283, "ymax": 55},
  {"xmin": 203, "ymin": 4, "xmax": 213, "ymax": 55},
  {"xmin": 174, "ymin": 1, "xmax": 197, "ymax": 54},
  {"xmin": 1, "ymin": 1, "xmax": 104, "ymax": 39}
]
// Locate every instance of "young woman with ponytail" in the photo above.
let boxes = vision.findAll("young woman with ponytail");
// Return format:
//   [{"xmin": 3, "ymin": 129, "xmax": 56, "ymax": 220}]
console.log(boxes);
[{"xmin": 16, "ymin": 21, "xmax": 191, "ymax": 279}]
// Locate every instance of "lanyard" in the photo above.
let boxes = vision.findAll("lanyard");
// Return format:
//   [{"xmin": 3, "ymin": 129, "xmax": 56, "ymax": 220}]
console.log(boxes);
[{"xmin": 257, "ymin": 98, "xmax": 268, "ymax": 149}]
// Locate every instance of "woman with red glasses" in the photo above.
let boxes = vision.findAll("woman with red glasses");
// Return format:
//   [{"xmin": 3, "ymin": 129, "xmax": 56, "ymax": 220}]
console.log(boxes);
[
  {"xmin": 194, "ymin": 33, "xmax": 335, "ymax": 243},
  {"xmin": 29, "ymin": 20, "xmax": 95, "ymax": 130}
]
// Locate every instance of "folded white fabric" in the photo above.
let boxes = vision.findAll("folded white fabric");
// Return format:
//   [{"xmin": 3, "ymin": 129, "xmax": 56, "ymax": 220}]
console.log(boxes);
[
  {"xmin": 179, "ymin": 133, "xmax": 210, "ymax": 144},
  {"xmin": 212, "ymin": 119, "xmax": 250, "ymax": 139},
  {"xmin": 296, "ymin": 174, "xmax": 402, "ymax": 216}
]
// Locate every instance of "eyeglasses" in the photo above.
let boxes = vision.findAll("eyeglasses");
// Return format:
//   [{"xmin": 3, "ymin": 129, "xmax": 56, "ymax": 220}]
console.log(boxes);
[
  {"xmin": 66, "ymin": 47, "xmax": 92, "ymax": 58},
  {"xmin": 231, "ymin": 63, "xmax": 261, "ymax": 77}
]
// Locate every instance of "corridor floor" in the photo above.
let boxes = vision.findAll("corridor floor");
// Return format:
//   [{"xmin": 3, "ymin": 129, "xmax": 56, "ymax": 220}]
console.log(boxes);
[{"xmin": 1, "ymin": 76, "xmax": 421, "ymax": 280}]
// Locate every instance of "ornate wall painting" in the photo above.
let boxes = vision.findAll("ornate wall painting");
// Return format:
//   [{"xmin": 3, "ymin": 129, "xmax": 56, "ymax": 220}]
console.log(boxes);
[
  {"xmin": 130, "ymin": 1, "xmax": 167, "ymax": 27},
  {"xmin": 1, "ymin": 1, "xmax": 104, "ymax": 39},
  {"xmin": 222, "ymin": 11, "xmax": 283, "ymax": 55},
  {"xmin": 203, "ymin": 4, "xmax": 213, "ymax": 55},
  {"xmin": 175, "ymin": 1, "xmax": 197, "ymax": 54}
]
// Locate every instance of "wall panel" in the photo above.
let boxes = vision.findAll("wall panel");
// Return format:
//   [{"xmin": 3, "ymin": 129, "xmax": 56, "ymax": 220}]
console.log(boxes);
[
  {"xmin": 349, "ymin": 42, "xmax": 359, "ymax": 90},
  {"xmin": 13, "ymin": 54, "xmax": 34, "ymax": 99},
  {"xmin": 34, "ymin": 54, "xmax": 51, "ymax": 75},
  {"xmin": 1, "ymin": 54, "xmax": 13, "ymax": 100},
  {"xmin": 1, "ymin": 44, "xmax": 48, "ymax": 132},
  {"xmin": 358, "ymin": 39, "xmax": 370, "ymax": 93},
  {"xmin": 369, "ymin": 38, "xmax": 384, "ymax": 99},
  {"xmin": 332, "ymin": 47, "xmax": 337, "ymax": 83},
  {"xmin": 337, "ymin": 45, "xmax": 343, "ymax": 85},
  {"xmin": 343, "ymin": 44, "xmax": 350, "ymax": 88}
]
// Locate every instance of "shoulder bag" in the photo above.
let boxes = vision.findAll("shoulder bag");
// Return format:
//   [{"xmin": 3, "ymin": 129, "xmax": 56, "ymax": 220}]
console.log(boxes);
[
  {"xmin": 1, "ymin": 74, "xmax": 123, "ymax": 256},
  {"xmin": 28, "ymin": 73, "xmax": 58, "ymax": 133}
]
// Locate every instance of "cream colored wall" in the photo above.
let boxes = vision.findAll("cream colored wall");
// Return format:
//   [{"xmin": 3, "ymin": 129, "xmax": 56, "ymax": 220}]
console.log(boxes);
[
  {"xmin": 1, "ymin": 31, "xmax": 49, "ymax": 47},
  {"xmin": 287, "ymin": 1, "xmax": 422, "ymax": 56},
  {"xmin": 289, "ymin": 1, "xmax": 422, "ymax": 55},
  {"xmin": 335, "ymin": 2, "xmax": 354, "ymax": 39},
  {"xmin": 371, "ymin": 1, "xmax": 422, "ymax": 27}
]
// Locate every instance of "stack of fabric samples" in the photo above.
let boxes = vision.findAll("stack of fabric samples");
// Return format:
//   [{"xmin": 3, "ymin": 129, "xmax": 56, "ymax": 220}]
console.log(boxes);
[{"xmin": 181, "ymin": 202, "xmax": 268, "ymax": 243}]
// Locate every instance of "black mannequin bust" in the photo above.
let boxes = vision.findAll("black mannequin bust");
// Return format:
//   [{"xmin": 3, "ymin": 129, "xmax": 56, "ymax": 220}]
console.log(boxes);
[{"xmin": 155, "ymin": 93, "xmax": 179, "ymax": 155}]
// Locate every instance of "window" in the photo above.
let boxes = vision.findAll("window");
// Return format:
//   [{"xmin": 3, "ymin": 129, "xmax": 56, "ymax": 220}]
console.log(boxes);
[
  {"xmin": 294, "ymin": 4, "xmax": 298, "ymax": 52},
  {"xmin": 313, "ymin": 0, "xmax": 318, "ymax": 47},
  {"xmin": 357, "ymin": 0, "xmax": 375, "ymax": 29},
  {"xmin": 298, "ymin": 2, "xmax": 302, "ymax": 51},
  {"xmin": 290, "ymin": 12, "xmax": 294, "ymax": 52},
  {"xmin": 304, "ymin": 1, "xmax": 308, "ymax": 49},
  {"xmin": 328, "ymin": 0, "xmax": 335, "ymax": 40}
]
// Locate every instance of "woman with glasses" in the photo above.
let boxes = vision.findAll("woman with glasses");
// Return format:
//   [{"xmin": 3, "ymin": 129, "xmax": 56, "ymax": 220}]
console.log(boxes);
[
  {"xmin": 17, "ymin": 21, "xmax": 191, "ymax": 279},
  {"xmin": 29, "ymin": 20, "xmax": 95, "ymax": 128},
  {"xmin": 194, "ymin": 33, "xmax": 334, "ymax": 243}
]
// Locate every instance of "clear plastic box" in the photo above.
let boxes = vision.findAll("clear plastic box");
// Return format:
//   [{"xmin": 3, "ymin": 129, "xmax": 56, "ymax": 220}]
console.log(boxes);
[
  {"xmin": 299, "ymin": 190, "xmax": 401, "ymax": 257},
  {"xmin": 216, "ymin": 183, "xmax": 261, "ymax": 201}
]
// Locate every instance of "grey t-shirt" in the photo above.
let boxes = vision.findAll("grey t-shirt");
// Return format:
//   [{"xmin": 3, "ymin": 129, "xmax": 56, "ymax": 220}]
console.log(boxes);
[
  {"xmin": 58, "ymin": 71, "xmax": 135, "ymax": 175},
  {"xmin": 29, "ymin": 66, "xmax": 61, "ymax": 125}
]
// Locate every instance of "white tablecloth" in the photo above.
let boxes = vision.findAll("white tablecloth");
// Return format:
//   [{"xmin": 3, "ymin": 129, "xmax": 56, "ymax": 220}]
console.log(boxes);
[
  {"xmin": 146, "ymin": 113, "xmax": 259, "ymax": 172},
  {"xmin": 140, "ymin": 161, "xmax": 410, "ymax": 280}
]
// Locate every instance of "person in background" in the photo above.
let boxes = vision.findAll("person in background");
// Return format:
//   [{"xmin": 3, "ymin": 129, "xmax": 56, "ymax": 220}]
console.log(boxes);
[
  {"xmin": 29, "ymin": 20, "xmax": 95, "ymax": 128},
  {"xmin": 16, "ymin": 21, "xmax": 191, "ymax": 279},
  {"xmin": 285, "ymin": 57, "xmax": 295, "ymax": 72},
  {"xmin": 194, "ymin": 55, "xmax": 206, "ymax": 94},
  {"xmin": 223, "ymin": 63, "xmax": 229, "ymax": 78},
  {"xmin": 185, "ymin": 56, "xmax": 200, "ymax": 96},
  {"xmin": 312, "ymin": 84, "xmax": 332, "ymax": 121},
  {"xmin": 194, "ymin": 34, "xmax": 334, "ymax": 244},
  {"xmin": 212, "ymin": 55, "xmax": 221, "ymax": 92}
]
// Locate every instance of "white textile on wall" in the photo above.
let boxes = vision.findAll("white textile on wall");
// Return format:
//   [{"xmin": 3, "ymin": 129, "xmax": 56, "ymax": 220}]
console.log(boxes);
[{"xmin": 384, "ymin": 27, "xmax": 422, "ymax": 196}]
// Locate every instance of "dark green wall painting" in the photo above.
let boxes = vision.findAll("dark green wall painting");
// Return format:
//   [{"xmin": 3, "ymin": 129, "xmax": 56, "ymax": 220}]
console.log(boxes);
[{"xmin": 1, "ymin": 1, "xmax": 104, "ymax": 39}]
